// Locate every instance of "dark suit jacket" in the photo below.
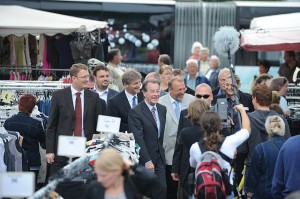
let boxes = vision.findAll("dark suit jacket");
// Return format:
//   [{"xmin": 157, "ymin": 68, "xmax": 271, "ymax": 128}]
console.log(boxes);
[
  {"xmin": 128, "ymin": 101, "xmax": 167, "ymax": 165},
  {"xmin": 209, "ymin": 69, "xmax": 220, "ymax": 90},
  {"xmin": 178, "ymin": 125, "xmax": 204, "ymax": 186},
  {"xmin": 99, "ymin": 98, "xmax": 107, "ymax": 115},
  {"xmin": 106, "ymin": 88, "xmax": 119, "ymax": 106},
  {"xmin": 184, "ymin": 74, "xmax": 210, "ymax": 89},
  {"xmin": 46, "ymin": 87, "xmax": 101, "ymax": 161},
  {"xmin": 172, "ymin": 109, "xmax": 193, "ymax": 186},
  {"xmin": 108, "ymin": 90, "xmax": 144, "ymax": 133}
]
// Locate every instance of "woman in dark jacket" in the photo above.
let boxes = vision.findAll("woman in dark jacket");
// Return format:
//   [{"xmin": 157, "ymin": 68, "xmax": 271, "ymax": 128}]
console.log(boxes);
[
  {"xmin": 173, "ymin": 100, "xmax": 209, "ymax": 198},
  {"xmin": 4, "ymin": 94, "xmax": 45, "ymax": 182},
  {"xmin": 245, "ymin": 115, "xmax": 286, "ymax": 199},
  {"xmin": 85, "ymin": 148, "xmax": 165, "ymax": 199}
]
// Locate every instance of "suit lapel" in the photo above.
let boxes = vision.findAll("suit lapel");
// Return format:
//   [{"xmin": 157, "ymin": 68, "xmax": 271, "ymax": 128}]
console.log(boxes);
[
  {"xmin": 157, "ymin": 104, "xmax": 165, "ymax": 136},
  {"xmin": 120, "ymin": 91, "xmax": 132, "ymax": 111},
  {"xmin": 65, "ymin": 87, "xmax": 75, "ymax": 119},
  {"xmin": 83, "ymin": 89, "xmax": 90, "ymax": 121},
  {"xmin": 141, "ymin": 101, "xmax": 157, "ymax": 129},
  {"xmin": 165, "ymin": 95, "xmax": 178, "ymax": 124},
  {"xmin": 107, "ymin": 89, "xmax": 113, "ymax": 101}
]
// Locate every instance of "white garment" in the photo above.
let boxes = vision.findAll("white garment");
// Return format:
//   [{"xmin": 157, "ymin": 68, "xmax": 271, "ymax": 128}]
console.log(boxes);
[
  {"xmin": 189, "ymin": 128, "xmax": 249, "ymax": 184},
  {"xmin": 0, "ymin": 139, "xmax": 7, "ymax": 172},
  {"xmin": 279, "ymin": 96, "xmax": 290, "ymax": 114}
]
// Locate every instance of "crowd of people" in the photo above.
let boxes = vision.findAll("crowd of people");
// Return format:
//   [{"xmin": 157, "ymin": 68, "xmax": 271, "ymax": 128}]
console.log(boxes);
[{"xmin": 3, "ymin": 42, "xmax": 300, "ymax": 199}]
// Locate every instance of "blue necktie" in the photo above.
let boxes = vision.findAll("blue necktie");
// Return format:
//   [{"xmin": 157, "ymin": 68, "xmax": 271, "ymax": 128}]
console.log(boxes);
[
  {"xmin": 132, "ymin": 96, "xmax": 137, "ymax": 108},
  {"xmin": 174, "ymin": 100, "xmax": 180, "ymax": 121}
]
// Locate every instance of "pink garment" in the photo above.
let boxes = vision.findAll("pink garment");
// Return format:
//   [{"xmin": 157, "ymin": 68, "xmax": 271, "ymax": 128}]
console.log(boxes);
[
  {"xmin": 188, "ymin": 55, "xmax": 200, "ymax": 60},
  {"xmin": 10, "ymin": 71, "xmax": 15, "ymax": 80},
  {"xmin": 42, "ymin": 39, "xmax": 52, "ymax": 75}
]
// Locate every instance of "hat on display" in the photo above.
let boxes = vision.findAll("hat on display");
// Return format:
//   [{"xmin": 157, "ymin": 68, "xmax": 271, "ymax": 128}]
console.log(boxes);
[{"xmin": 87, "ymin": 58, "xmax": 104, "ymax": 68}]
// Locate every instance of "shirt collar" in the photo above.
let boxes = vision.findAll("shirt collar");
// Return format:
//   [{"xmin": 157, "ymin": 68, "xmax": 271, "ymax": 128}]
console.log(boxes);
[
  {"xmin": 125, "ymin": 90, "xmax": 137, "ymax": 100},
  {"xmin": 168, "ymin": 94, "xmax": 180, "ymax": 104},
  {"xmin": 94, "ymin": 86, "xmax": 108, "ymax": 94},
  {"xmin": 144, "ymin": 100, "xmax": 157, "ymax": 110},
  {"xmin": 71, "ymin": 85, "xmax": 84, "ymax": 96}
]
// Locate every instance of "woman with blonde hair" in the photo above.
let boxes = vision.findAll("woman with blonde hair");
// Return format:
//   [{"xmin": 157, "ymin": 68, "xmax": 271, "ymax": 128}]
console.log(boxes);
[
  {"xmin": 85, "ymin": 148, "xmax": 166, "ymax": 199},
  {"xmin": 245, "ymin": 115, "xmax": 286, "ymax": 199},
  {"xmin": 159, "ymin": 65, "xmax": 173, "ymax": 91}
]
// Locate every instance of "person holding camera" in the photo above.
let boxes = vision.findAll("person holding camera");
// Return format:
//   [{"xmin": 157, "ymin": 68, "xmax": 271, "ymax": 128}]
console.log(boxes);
[{"xmin": 85, "ymin": 148, "xmax": 166, "ymax": 199}]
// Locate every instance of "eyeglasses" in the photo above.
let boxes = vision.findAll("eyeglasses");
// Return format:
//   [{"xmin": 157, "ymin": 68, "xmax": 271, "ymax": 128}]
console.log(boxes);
[
  {"xmin": 76, "ymin": 75, "xmax": 90, "ymax": 79},
  {"xmin": 195, "ymin": 94, "xmax": 210, "ymax": 99}
]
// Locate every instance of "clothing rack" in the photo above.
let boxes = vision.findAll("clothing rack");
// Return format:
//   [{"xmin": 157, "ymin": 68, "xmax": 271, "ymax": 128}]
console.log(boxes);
[
  {"xmin": 0, "ymin": 80, "xmax": 71, "ymax": 90},
  {"xmin": 0, "ymin": 66, "xmax": 70, "ymax": 72},
  {"xmin": 28, "ymin": 133, "xmax": 114, "ymax": 199}
]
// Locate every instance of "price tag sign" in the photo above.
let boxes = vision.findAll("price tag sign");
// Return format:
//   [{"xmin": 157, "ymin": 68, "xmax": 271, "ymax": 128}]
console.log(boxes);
[
  {"xmin": 96, "ymin": 115, "xmax": 121, "ymax": 133},
  {"xmin": 1, "ymin": 90, "xmax": 15, "ymax": 104},
  {"xmin": 0, "ymin": 172, "xmax": 34, "ymax": 197},
  {"xmin": 57, "ymin": 135, "xmax": 86, "ymax": 157}
]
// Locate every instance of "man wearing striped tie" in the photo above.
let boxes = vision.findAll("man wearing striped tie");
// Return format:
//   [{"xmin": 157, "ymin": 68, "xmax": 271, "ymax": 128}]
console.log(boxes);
[{"xmin": 128, "ymin": 79, "xmax": 167, "ymax": 199}]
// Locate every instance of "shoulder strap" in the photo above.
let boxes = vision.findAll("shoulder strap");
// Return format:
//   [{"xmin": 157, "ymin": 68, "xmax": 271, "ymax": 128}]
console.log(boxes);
[
  {"xmin": 270, "ymin": 140, "xmax": 280, "ymax": 152},
  {"xmin": 198, "ymin": 141, "xmax": 207, "ymax": 153},
  {"xmin": 199, "ymin": 141, "xmax": 233, "ymax": 166}
]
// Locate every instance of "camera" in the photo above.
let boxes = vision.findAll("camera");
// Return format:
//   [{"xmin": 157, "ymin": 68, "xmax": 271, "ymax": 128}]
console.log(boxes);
[{"xmin": 211, "ymin": 98, "xmax": 232, "ymax": 130}]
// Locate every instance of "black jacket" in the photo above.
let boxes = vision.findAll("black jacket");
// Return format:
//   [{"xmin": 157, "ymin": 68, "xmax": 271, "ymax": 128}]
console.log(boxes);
[
  {"xmin": 85, "ymin": 165, "xmax": 166, "ymax": 199},
  {"xmin": 4, "ymin": 112, "xmax": 45, "ymax": 167}
]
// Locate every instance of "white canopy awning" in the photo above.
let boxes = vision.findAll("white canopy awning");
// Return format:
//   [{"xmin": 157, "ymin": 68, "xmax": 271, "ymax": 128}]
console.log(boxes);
[
  {"xmin": 0, "ymin": 5, "xmax": 107, "ymax": 37},
  {"xmin": 240, "ymin": 12, "xmax": 300, "ymax": 51}
]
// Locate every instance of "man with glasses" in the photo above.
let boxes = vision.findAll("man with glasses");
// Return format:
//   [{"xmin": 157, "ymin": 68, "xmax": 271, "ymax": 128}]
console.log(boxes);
[
  {"xmin": 46, "ymin": 63, "xmax": 102, "ymax": 175},
  {"xmin": 158, "ymin": 78, "xmax": 194, "ymax": 199},
  {"xmin": 171, "ymin": 83, "xmax": 213, "ymax": 199}
]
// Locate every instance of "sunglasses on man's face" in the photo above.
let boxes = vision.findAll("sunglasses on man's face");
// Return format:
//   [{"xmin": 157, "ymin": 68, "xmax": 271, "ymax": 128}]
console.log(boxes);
[{"xmin": 195, "ymin": 94, "xmax": 210, "ymax": 99}]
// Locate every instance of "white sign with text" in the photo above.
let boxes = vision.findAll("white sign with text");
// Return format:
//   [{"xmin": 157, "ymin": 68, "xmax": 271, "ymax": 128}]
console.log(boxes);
[
  {"xmin": 96, "ymin": 115, "xmax": 121, "ymax": 133},
  {"xmin": 57, "ymin": 135, "xmax": 86, "ymax": 157},
  {"xmin": 0, "ymin": 172, "xmax": 34, "ymax": 197}
]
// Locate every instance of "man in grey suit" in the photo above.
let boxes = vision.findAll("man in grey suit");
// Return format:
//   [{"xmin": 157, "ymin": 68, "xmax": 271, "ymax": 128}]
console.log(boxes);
[
  {"xmin": 158, "ymin": 77, "xmax": 194, "ymax": 199},
  {"xmin": 46, "ymin": 63, "xmax": 102, "ymax": 175},
  {"xmin": 92, "ymin": 63, "xmax": 119, "ymax": 106},
  {"xmin": 128, "ymin": 79, "xmax": 167, "ymax": 197}
]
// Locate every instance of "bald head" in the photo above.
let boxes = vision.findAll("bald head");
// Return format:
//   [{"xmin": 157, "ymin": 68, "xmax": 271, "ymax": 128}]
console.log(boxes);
[
  {"xmin": 194, "ymin": 83, "xmax": 213, "ymax": 105},
  {"xmin": 145, "ymin": 72, "xmax": 161, "ymax": 81}
]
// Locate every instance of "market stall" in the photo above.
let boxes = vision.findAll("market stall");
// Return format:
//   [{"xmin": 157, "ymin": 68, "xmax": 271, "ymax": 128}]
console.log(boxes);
[{"xmin": 240, "ymin": 12, "xmax": 300, "ymax": 52}]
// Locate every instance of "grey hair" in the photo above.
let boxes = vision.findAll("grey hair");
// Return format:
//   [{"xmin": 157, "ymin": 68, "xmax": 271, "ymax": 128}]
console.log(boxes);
[
  {"xmin": 186, "ymin": 59, "xmax": 198, "ymax": 67},
  {"xmin": 191, "ymin": 42, "xmax": 202, "ymax": 54},
  {"xmin": 218, "ymin": 68, "xmax": 230, "ymax": 79},
  {"xmin": 209, "ymin": 55, "xmax": 220, "ymax": 66},
  {"xmin": 265, "ymin": 115, "xmax": 285, "ymax": 137}
]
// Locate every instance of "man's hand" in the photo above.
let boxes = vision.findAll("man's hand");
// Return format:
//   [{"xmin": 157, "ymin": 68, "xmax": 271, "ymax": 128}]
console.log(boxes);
[
  {"xmin": 171, "ymin": 173, "xmax": 179, "ymax": 181},
  {"xmin": 46, "ymin": 153, "xmax": 55, "ymax": 164},
  {"xmin": 145, "ymin": 161, "xmax": 155, "ymax": 172}
]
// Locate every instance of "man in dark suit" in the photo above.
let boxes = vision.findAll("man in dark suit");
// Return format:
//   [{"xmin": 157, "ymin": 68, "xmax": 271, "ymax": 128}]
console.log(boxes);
[
  {"xmin": 171, "ymin": 83, "xmax": 213, "ymax": 199},
  {"xmin": 46, "ymin": 63, "xmax": 102, "ymax": 175},
  {"xmin": 128, "ymin": 79, "xmax": 167, "ymax": 195},
  {"xmin": 108, "ymin": 70, "xmax": 144, "ymax": 133},
  {"xmin": 92, "ymin": 64, "xmax": 119, "ymax": 106}
]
